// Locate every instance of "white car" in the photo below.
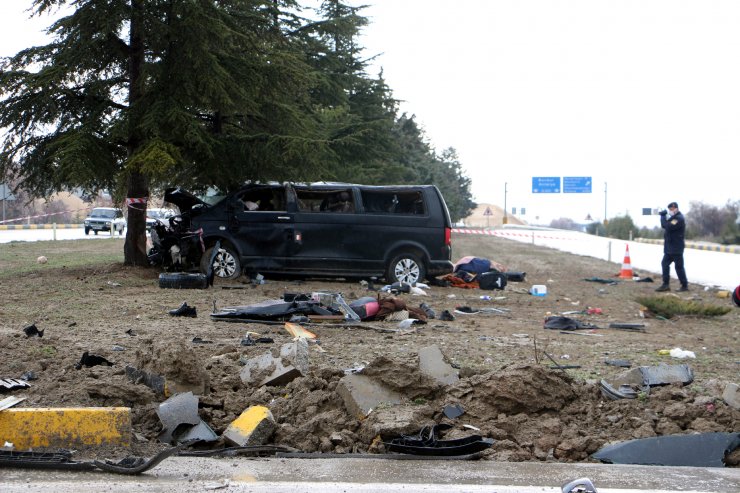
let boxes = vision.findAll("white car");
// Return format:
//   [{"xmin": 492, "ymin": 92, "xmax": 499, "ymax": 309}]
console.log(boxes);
[
  {"xmin": 84, "ymin": 207, "xmax": 126, "ymax": 235},
  {"xmin": 146, "ymin": 207, "xmax": 176, "ymax": 231}
]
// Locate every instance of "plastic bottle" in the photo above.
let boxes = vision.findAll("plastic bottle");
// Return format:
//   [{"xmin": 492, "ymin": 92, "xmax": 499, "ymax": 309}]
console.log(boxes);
[{"xmin": 479, "ymin": 295, "xmax": 492, "ymax": 301}]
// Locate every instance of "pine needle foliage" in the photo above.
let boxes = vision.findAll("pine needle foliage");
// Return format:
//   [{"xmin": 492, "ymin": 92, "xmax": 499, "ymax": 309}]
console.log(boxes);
[{"xmin": 635, "ymin": 295, "xmax": 731, "ymax": 319}]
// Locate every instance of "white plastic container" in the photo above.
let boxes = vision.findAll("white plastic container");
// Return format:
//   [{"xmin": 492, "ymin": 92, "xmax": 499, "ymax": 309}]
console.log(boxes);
[{"xmin": 530, "ymin": 285, "xmax": 547, "ymax": 297}]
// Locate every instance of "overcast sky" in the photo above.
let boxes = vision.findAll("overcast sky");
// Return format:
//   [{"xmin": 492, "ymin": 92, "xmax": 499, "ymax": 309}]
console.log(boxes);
[
  {"xmin": 356, "ymin": 0, "xmax": 740, "ymax": 226},
  {"xmin": 2, "ymin": 1, "xmax": 739, "ymax": 227}
]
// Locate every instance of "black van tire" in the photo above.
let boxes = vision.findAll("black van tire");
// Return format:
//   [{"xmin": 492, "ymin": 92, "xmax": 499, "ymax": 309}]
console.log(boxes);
[
  {"xmin": 201, "ymin": 244, "xmax": 241, "ymax": 280},
  {"xmin": 386, "ymin": 253, "xmax": 426, "ymax": 285},
  {"xmin": 158, "ymin": 272, "xmax": 209, "ymax": 289}
]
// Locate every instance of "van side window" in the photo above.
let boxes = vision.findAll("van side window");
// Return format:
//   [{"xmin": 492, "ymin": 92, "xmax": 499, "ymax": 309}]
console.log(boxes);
[
  {"xmin": 295, "ymin": 189, "xmax": 354, "ymax": 213},
  {"xmin": 237, "ymin": 188, "xmax": 286, "ymax": 212},
  {"xmin": 360, "ymin": 190, "xmax": 426, "ymax": 215}
]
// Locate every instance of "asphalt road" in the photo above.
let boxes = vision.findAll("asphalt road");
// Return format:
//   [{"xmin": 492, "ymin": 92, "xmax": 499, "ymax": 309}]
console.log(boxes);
[{"xmin": 1, "ymin": 457, "xmax": 739, "ymax": 492}]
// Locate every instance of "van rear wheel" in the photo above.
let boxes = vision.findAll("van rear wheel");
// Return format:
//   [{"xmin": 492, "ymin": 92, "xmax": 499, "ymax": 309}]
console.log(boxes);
[
  {"xmin": 201, "ymin": 244, "xmax": 241, "ymax": 280},
  {"xmin": 386, "ymin": 253, "xmax": 425, "ymax": 285}
]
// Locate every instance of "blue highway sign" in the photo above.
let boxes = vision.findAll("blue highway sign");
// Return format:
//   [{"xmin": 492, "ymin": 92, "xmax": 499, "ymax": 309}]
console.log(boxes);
[
  {"xmin": 563, "ymin": 176, "xmax": 592, "ymax": 193},
  {"xmin": 532, "ymin": 177, "xmax": 561, "ymax": 193}
]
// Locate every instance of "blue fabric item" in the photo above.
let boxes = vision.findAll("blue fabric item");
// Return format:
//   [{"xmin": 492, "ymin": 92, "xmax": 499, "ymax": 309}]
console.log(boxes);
[{"xmin": 455, "ymin": 257, "xmax": 492, "ymax": 275}]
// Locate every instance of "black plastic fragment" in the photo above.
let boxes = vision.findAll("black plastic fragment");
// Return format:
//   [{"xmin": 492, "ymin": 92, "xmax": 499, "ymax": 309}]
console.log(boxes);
[
  {"xmin": 74, "ymin": 351, "xmax": 113, "ymax": 369},
  {"xmin": 23, "ymin": 324, "xmax": 44, "ymax": 338},
  {"xmin": 592, "ymin": 432, "xmax": 740, "ymax": 467}
]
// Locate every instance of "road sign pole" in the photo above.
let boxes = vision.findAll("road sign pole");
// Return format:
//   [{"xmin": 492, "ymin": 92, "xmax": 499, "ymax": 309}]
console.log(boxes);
[{"xmin": 503, "ymin": 182, "xmax": 508, "ymax": 225}]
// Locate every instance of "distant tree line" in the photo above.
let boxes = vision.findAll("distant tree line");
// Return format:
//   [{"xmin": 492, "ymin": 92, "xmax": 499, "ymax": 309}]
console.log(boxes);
[{"xmin": 0, "ymin": 1, "xmax": 474, "ymax": 262}]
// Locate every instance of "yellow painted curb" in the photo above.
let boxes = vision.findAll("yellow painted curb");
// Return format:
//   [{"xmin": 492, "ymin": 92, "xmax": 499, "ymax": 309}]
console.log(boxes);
[
  {"xmin": 0, "ymin": 407, "xmax": 131, "ymax": 450},
  {"xmin": 223, "ymin": 405, "xmax": 275, "ymax": 446}
]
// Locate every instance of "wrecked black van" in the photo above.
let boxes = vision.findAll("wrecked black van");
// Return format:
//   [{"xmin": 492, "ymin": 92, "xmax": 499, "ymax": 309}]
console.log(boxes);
[{"xmin": 163, "ymin": 183, "xmax": 453, "ymax": 284}]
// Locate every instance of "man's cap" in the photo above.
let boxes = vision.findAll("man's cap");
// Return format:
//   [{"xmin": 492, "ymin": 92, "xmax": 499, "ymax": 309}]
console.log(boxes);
[{"xmin": 667, "ymin": 202, "xmax": 678, "ymax": 209}]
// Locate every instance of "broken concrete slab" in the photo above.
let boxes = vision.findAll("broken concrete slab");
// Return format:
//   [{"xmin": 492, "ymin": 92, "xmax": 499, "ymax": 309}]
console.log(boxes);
[
  {"xmin": 723, "ymin": 383, "xmax": 739, "ymax": 410},
  {"xmin": 223, "ymin": 405, "xmax": 276, "ymax": 446},
  {"xmin": 418, "ymin": 345, "xmax": 459, "ymax": 386},
  {"xmin": 336, "ymin": 373, "xmax": 403, "ymax": 419},
  {"xmin": 240, "ymin": 338, "xmax": 309, "ymax": 387}
]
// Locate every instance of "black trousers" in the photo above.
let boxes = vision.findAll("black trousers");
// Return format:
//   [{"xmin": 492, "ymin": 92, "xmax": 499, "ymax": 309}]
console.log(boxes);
[{"xmin": 661, "ymin": 252, "xmax": 688, "ymax": 287}]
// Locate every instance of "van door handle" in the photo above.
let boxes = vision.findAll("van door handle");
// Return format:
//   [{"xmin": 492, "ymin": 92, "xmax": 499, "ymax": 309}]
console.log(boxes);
[{"xmin": 277, "ymin": 216, "xmax": 291, "ymax": 220}]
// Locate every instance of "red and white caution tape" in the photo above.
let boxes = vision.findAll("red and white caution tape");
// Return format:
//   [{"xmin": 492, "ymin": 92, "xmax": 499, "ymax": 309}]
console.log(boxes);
[
  {"xmin": 125, "ymin": 197, "xmax": 148, "ymax": 210},
  {"xmin": 452, "ymin": 228, "xmax": 578, "ymax": 241},
  {"xmin": 0, "ymin": 207, "xmax": 92, "ymax": 224}
]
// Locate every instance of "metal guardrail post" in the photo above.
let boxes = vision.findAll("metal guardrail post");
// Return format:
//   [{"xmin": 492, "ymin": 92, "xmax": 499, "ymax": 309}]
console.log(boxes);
[
  {"xmin": 53, "ymin": 222, "xmax": 57, "ymax": 241},
  {"xmin": 608, "ymin": 241, "xmax": 612, "ymax": 262}
]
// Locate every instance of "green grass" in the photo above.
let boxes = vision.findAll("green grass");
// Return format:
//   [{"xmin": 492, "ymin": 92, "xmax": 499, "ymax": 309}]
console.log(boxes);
[
  {"xmin": 635, "ymin": 295, "xmax": 732, "ymax": 319},
  {"xmin": 0, "ymin": 239, "xmax": 124, "ymax": 279}
]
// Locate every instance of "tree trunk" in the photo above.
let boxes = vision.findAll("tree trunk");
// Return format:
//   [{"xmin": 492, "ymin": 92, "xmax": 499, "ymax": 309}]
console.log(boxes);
[{"xmin": 123, "ymin": 0, "xmax": 149, "ymax": 266}]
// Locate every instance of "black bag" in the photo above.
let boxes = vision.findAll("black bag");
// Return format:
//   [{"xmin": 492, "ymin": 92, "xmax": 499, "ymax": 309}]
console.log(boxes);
[{"xmin": 478, "ymin": 271, "xmax": 507, "ymax": 290}]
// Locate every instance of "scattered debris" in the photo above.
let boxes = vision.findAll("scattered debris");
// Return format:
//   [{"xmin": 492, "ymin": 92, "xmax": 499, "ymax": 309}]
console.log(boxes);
[
  {"xmin": 0, "ymin": 396, "xmax": 26, "ymax": 411},
  {"xmin": 600, "ymin": 364, "xmax": 694, "ymax": 400},
  {"xmin": 604, "ymin": 359, "xmax": 631, "ymax": 368},
  {"xmin": 169, "ymin": 302, "xmax": 197, "ymax": 317},
  {"xmin": 443, "ymin": 403, "xmax": 465, "ymax": 419},
  {"xmin": 22, "ymin": 324, "xmax": 43, "ymax": 338},
  {"xmin": 75, "ymin": 352, "xmax": 114, "ymax": 369},
  {"xmin": 544, "ymin": 316, "xmax": 599, "ymax": 330},
  {"xmin": 0, "ymin": 378, "xmax": 30, "ymax": 391},
  {"xmin": 383, "ymin": 424, "xmax": 494, "ymax": 457},
  {"xmin": 156, "ymin": 391, "xmax": 201, "ymax": 444},
  {"xmin": 562, "ymin": 477, "xmax": 598, "ymax": 493},
  {"xmin": 592, "ymin": 432, "xmax": 740, "ymax": 467}
]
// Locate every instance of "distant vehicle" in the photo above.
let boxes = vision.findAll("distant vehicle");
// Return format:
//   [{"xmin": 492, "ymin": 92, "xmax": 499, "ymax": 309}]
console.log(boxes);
[
  {"xmin": 83, "ymin": 207, "xmax": 126, "ymax": 235},
  {"xmin": 146, "ymin": 208, "xmax": 176, "ymax": 231},
  {"xmin": 151, "ymin": 182, "xmax": 453, "ymax": 284}
]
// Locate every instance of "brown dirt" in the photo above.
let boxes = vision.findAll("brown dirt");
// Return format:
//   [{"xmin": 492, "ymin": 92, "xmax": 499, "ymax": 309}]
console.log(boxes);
[{"xmin": 1, "ymin": 234, "xmax": 738, "ymax": 464}]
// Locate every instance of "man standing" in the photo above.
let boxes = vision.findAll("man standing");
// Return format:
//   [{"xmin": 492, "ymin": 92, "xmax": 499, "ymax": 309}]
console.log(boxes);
[{"xmin": 656, "ymin": 202, "xmax": 688, "ymax": 292}]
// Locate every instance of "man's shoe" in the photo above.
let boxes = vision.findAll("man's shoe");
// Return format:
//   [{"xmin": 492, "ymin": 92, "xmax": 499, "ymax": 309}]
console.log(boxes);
[
  {"xmin": 169, "ymin": 302, "xmax": 197, "ymax": 317},
  {"xmin": 678, "ymin": 285, "xmax": 689, "ymax": 292},
  {"xmin": 655, "ymin": 284, "xmax": 670, "ymax": 292}
]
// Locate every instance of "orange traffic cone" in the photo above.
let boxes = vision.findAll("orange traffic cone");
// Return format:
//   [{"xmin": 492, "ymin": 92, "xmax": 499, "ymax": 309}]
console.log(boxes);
[{"xmin": 619, "ymin": 244, "xmax": 634, "ymax": 279}]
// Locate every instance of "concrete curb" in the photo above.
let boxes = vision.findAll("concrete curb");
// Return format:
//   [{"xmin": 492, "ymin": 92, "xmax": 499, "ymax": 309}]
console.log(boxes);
[
  {"xmin": 635, "ymin": 237, "xmax": 740, "ymax": 254},
  {"xmin": 0, "ymin": 407, "xmax": 131, "ymax": 450}
]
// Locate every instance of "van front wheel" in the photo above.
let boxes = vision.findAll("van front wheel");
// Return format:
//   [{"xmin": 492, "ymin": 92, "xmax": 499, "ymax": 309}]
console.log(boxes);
[
  {"xmin": 201, "ymin": 244, "xmax": 241, "ymax": 280},
  {"xmin": 386, "ymin": 253, "xmax": 425, "ymax": 285}
]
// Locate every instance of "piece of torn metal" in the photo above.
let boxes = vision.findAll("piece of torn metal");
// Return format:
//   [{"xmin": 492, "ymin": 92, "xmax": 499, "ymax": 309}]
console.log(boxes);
[
  {"xmin": 592, "ymin": 432, "xmax": 740, "ymax": 467},
  {"xmin": 156, "ymin": 391, "xmax": 201, "ymax": 444},
  {"xmin": 0, "ymin": 378, "xmax": 30, "ymax": 391},
  {"xmin": 174, "ymin": 420, "xmax": 219, "ymax": 444},
  {"xmin": 443, "ymin": 403, "xmax": 465, "ymax": 420},
  {"xmin": 0, "ymin": 396, "xmax": 26, "ymax": 411},
  {"xmin": 562, "ymin": 477, "xmax": 598, "ymax": 493},
  {"xmin": 600, "ymin": 364, "xmax": 694, "ymax": 400},
  {"xmin": 0, "ymin": 449, "xmax": 96, "ymax": 471},
  {"xmin": 384, "ymin": 424, "xmax": 494, "ymax": 457}
]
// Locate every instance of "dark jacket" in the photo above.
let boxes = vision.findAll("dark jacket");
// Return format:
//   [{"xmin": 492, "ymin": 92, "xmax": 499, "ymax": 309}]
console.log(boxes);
[{"xmin": 661, "ymin": 211, "xmax": 686, "ymax": 254}]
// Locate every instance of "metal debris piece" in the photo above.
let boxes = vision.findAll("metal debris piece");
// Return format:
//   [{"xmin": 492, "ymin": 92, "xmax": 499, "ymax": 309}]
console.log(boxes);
[
  {"xmin": 0, "ymin": 396, "xmax": 26, "ymax": 411},
  {"xmin": 156, "ymin": 392, "xmax": 201, "ymax": 444},
  {"xmin": 0, "ymin": 378, "xmax": 30, "ymax": 391}
]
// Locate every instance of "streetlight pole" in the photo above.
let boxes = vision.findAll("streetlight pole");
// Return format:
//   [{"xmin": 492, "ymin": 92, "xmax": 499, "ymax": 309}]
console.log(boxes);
[{"xmin": 503, "ymin": 182, "xmax": 508, "ymax": 225}]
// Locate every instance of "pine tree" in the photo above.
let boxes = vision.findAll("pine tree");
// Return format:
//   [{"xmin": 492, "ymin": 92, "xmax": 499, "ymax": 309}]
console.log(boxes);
[{"xmin": 0, "ymin": 0, "xmax": 339, "ymax": 264}]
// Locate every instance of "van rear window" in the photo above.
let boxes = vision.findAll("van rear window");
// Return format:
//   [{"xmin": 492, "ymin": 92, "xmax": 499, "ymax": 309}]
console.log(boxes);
[{"xmin": 360, "ymin": 190, "xmax": 426, "ymax": 215}]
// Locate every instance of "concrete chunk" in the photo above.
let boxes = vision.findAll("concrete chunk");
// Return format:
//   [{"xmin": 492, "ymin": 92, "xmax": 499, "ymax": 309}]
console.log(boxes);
[
  {"xmin": 723, "ymin": 383, "xmax": 740, "ymax": 410},
  {"xmin": 418, "ymin": 345, "xmax": 459, "ymax": 386},
  {"xmin": 223, "ymin": 405, "xmax": 276, "ymax": 446},
  {"xmin": 240, "ymin": 339, "xmax": 309, "ymax": 387},
  {"xmin": 337, "ymin": 373, "xmax": 403, "ymax": 419}
]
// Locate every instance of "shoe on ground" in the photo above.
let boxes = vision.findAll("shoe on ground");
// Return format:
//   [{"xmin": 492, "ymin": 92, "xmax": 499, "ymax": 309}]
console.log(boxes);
[
  {"xmin": 678, "ymin": 285, "xmax": 689, "ymax": 292},
  {"xmin": 655, "ymin": 285, "xmax": 670, "ymax": 292},
  {"xmin": 169, "ymin": 302, "xmax": 197, "ymax": 317},
  {"xmin": 439, "ymin": 310, "xmax": 455, "ymax": 321}
]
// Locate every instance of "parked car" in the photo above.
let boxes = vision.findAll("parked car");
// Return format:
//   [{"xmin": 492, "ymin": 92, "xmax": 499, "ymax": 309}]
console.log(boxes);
[
  {"xmin": 83, "ymin": 207, "xmax": 126, "ymax": 235},
  {"xmin": 159, "ymin": 182, "xmax": 453, "ymax": 284},
  {"xmin": 146, "ymin": 207, "xmax": 176, "ymax": 231}
]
